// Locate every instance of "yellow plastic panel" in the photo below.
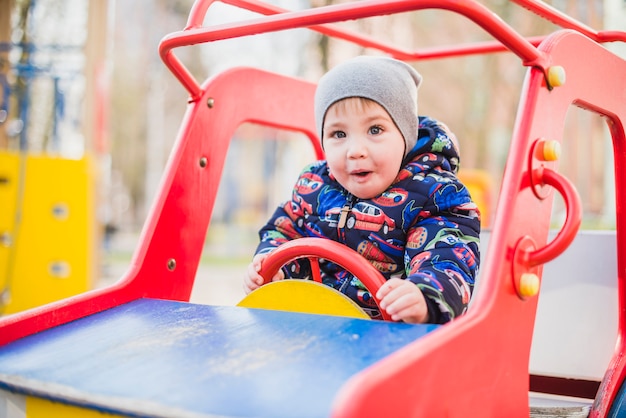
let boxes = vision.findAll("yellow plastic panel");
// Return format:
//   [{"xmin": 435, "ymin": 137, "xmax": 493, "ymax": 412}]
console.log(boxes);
[
  {"xmin": 0, "ymin": 153, "xmax": 95, "ymax": 314},
  {"xmin": 0, "ymin": 152, "xmax": 20, "ymax": 302},
  {"xmin": 458, "ymin": 169, "xmax": 493, "ymax": 228},
  {"xmin": 26, "ymin": 396, "xmax": 124, "ymax": 417},
  {"xmin": 238, "ymin": 280, "xmax": 370, "ymax": 319}
]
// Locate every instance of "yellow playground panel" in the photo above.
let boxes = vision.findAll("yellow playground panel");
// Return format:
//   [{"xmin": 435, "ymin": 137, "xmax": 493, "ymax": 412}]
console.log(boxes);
[
  {"xmin": 1, "ymin": 388, "xmax": 123, "ymax": 418},
  {"xmin": 459, "ymin": 169, "xmax": 493, "ymax": 228},
  {"xmin": 238, "ymin": 280, "xmax": 371, "ymax": 319},
  {"xmin": 0, "ymin": 151, "xmax": 95, "ymax": 314}
]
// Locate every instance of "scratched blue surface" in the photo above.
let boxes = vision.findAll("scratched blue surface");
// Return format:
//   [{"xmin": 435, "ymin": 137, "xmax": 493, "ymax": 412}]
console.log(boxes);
[{"xmin": 0, "ymin": 299, "xmax": 438, "ymax": 417}]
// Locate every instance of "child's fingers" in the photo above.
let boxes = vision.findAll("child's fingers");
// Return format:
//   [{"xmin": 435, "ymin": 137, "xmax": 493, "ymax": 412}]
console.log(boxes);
[
  {"xmin": 376, "ymin": 278, "xmax": 402, "ymax": 301},
  {"xmin": 244, "ymin": 260, "xmax": 266, "ymax": 294},
  {"xmin": 246, "ymin": 252, "xmax": 285, "ymax": 290},
  {"xmin": 243, "ymin": 278, "xmax": 254, "ymax": 294},
  {"xmin": 379, "ymin": 282, "xmax": 428, "ymax": 323},
  {"xmin": 271, "ymin": 269, "xmax": 285, "ymax": 282},
  {"xmin": 243, "ymin": 275, "xmax": 258, "ymax": 294},
  {"xmin": 388, "ymin": 300, "xmax": 419, "ymax": 322},
  {"xmin": 252, "ymin": 254, "xmax": 265, "ymax": 272},
  {"xmin": 253, "ymin": 253, "xmax": 284, "ymax": 282},
  {"xmin": 246, "ymin": 262, "xmax": 261, "ymax": 281},
  {"xmin": 383, "ymin": 291, "xmax": 413, "ymax": 316},
  {"xmin": 253, "ymin": 274, "xmax": 264, "ymax": 286},
  {"xmin": 377, "ymin": 280, "xmax": 418, "ymax": 316}
]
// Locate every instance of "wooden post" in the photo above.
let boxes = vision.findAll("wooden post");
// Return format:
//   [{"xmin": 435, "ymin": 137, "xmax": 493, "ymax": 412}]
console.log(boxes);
[
  {"xmin": 83, "ymin": 0, "xmax": 109, "ymax": 156},
  {"xmin": 83, "ymin": 0, "xmax": 110, "ymax": 291}
]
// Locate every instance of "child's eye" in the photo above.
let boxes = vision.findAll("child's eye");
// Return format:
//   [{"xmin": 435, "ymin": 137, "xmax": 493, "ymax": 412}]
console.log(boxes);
[
  {"xmin": 369, "ymin": 125, "xmax": 382, "ymax": 135},
  {"xmin": 331, "ymin": 130, "xmax": 346, "ymax": 139}
]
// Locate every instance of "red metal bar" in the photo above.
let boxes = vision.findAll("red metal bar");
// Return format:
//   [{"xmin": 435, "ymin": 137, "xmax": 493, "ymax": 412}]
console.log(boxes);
[
  {"xmin": 512, "ymin": 1, "xmax": 625, "ymax": 44},
  {"xmin": 160, "ymin": 50, "xmax": 202, "ymax": 100},
  {"xmin": 593, "ymin": 108, "xmax": 626, "ymax": 417},
  {"xmin": 310, "ymin": 258, "xmax": 322, "ymax": 283},
  {"xmin": 185, "ymin": 0, "xmax": 216, "ymax": 29},
  {"xmin": 161, "ymin": 0, "xmax": 626, "ymax": 100},
  {"xmin": 512, "ymin": 0, "xmax": 599, "ymax": 40},
  {"xmin": 159, "ymin": 0, "xmax": 549, "ymax": 98}
]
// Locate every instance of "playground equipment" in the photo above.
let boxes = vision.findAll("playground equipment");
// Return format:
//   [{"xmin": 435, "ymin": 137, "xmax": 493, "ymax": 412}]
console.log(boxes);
[
  {"xmin": 0, "ymin": 151, "xmax": 95, "ymax": 314},
  {"xmin": 0, "ymin": 30, "xmax": 98, "ymax": 314},
  {"xmin": 0, "ymin": 0, "xmax": 625, "ymax": 416}
]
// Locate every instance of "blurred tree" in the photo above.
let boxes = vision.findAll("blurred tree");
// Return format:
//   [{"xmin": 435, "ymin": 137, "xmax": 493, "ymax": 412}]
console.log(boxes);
[{"xmin": 108, "ymin": 0, "xmax": 212, "ymax": 226}]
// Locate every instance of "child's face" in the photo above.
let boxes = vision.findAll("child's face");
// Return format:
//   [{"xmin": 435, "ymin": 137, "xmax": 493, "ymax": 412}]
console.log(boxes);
[{"xmin": 323, "ymin": 98, "xmax": 405, "ymax": 199}]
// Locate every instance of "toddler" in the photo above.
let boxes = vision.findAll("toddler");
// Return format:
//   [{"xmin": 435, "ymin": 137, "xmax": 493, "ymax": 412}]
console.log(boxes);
[{"xmin": 244, "ymin": 56, "xmax": 480, "ymax": 324}]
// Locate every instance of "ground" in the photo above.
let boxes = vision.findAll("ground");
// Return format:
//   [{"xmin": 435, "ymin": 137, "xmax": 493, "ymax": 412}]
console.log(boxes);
[{"xmin": 99, "ymin": 225, "xmax": 251, "ymax": 307}]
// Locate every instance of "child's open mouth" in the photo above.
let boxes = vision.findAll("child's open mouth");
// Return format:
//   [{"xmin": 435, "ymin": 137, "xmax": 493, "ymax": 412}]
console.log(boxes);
[{"xmin": 351, "ymin": 170, "xmax": 372, "ymax": 181}]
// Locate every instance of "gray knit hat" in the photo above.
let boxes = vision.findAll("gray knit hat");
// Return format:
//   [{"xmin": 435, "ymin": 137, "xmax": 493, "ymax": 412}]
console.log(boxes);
[{"xmin": 314, "ymin": 56, "xmax": 422, "ymax": 156}]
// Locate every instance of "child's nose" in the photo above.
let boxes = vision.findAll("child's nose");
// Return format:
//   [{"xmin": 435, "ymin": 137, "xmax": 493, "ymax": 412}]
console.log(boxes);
[{"xmin": 346, "ymin": 137, "xmax": 367, "ymax": 158}]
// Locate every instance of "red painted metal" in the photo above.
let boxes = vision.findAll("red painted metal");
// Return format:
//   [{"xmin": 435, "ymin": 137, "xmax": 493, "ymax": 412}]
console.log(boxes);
[
  {"xmin": 526, "ymin": 168, "xmax": 582, "ymax": 267},
  {"xmin": 160, "ymin": 0, "xmax": 546, "ymax": 100},
  {"xmin": 0, "ymin": 1, "xmax": 625, "ymax": 417},
  {"xmin": 258, "ymin": 237, "xmax": 391, "ymax": 320},
  {"xmin": 510, "ymin": 168, "xmax": 581, "ymax": 302},
  {"xmin": 0, "ymin": 68, "xmax": 320, "ymax": 346},
  {"xmin": 333, "ymin": 30, "xmax": 625, "ymax": 417},
  {"xmin": 160, "ymin": 0, "xmax": 626, "ymax": 100}
]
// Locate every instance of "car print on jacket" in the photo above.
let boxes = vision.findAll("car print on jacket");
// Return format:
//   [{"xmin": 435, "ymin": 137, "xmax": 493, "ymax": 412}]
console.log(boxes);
[
  {"xmin": 345, "ymin": 201, "xmax": 396, "ymax": 234},
  {"xmin": 356, "ymin": 240, "xmax": 397, "ymax": 273},
  {"xmin": 372, "ymin": 188, "xmax": 408, "ymax": 207},
  {"xmin": 368, "ymin": 233, "xmax": 404, "ymax": 258},
  {"xmin": 295, "ymin": 171, "xmax": 324, "ymax": 195},
  {"xmin": 283, "ymin": 194, "xmax": 314, "ymax": 228}
]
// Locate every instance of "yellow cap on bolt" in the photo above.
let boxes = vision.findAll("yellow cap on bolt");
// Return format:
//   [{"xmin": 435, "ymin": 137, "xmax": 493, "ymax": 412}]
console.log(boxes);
[
  {"xmin": 519, "ymin": 273, "xmax": 540, "ymax": 298},
  {"xmin": 547, "ymin": 66, "xmax": 566, "ymax": 88},
  {"xmin": 541, "ymin": 140, "xmax": 561, "ymax": 161}
]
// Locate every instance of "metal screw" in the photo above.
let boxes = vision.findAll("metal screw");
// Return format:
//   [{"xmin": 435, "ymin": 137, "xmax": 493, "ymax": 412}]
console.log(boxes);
[
  {"xmin": 167, "ymin": 258, "xmax": 176, "ymax": 271},
  {"xmin": 49, "ymin": 261, "xmax": 71, "ymax": 278},
  {"xmin": 199, "ymin": 157, "xmax": 207, "ymax": 168},
  {"xmin": 207, "ymin": 97, "xmax": 215, "ymax": 108},
  {"xmin": 52, "ymin": 203, "xmax": 69, "ymax": 220},
  {"xmin": 0, "ymin": 232, "xmax": 11, "ymax": 247}
]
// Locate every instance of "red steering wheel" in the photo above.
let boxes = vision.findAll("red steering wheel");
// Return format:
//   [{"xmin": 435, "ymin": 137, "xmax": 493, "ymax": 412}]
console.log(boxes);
[{"xmin": 258, "ymin": 238, "xmax": 392, "ymax": 320}]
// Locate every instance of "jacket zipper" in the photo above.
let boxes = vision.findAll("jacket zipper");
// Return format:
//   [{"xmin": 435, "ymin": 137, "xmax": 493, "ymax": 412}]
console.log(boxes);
[
  {"xmin": 337, "ymin": 194, "xmax": 356, "ymax": 230},
  {"xmin": 336, "ymin": 194, "xmax": 357, "ymax": 293}
]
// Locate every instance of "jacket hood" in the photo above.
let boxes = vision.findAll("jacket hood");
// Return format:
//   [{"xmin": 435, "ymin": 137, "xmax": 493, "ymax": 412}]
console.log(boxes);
[{"xmin": 403, "ymin": 116, "xmax": 461, "ymax": 174}]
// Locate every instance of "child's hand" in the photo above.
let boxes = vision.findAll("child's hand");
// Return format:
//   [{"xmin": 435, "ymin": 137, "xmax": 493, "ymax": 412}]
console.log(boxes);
[
  {"xmin": 243, "ymin": 253, "xmax": 285, "ymax": 294},
  {"xmin": 376, "ymin": 278, "xmax": 429, "ymax": 324}
]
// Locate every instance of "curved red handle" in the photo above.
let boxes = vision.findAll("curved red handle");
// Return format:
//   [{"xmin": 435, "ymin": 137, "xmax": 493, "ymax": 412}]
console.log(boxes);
[
  {"xmin": 527, "ymin": 168, "xmax": 582, "ymax": 266},
  {"xmin": 258, "ymin": 238, "xmax": 391, "ymax": 320}
]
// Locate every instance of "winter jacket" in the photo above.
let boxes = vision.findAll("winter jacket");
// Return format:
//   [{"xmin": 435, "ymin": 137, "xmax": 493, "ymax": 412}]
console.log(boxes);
[{"xmin": 256, "ymin": 116, "xmax": 480, "ymax": 323}]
